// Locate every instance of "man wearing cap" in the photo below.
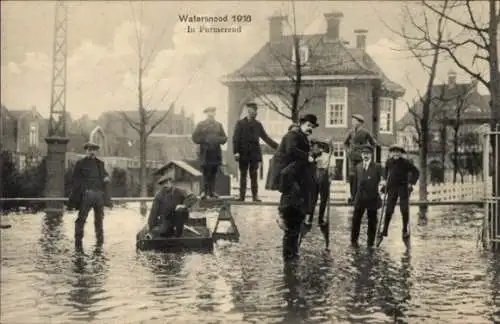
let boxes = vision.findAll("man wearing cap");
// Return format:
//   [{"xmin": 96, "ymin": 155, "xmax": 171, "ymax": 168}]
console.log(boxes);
[
  {"xmin": 377, "ymin": 144, "xmax": 420, "ymax": 244},
  {"xmin": 192, "ymin": 106, "xmax": 228, "ymax": 199},
  {"xmin": 147, "ymin": 175, "xmax": 199, "ymax": 238},
  {"xmin": 344, "ymin": 114, "xmax": 376, "ymax": 204},
  {"xmin": 306, "ymin": 139, "xmax": 334, "ymax": 226},
  {"xmin": 351, "ymin": 144, "xmax": 384, "ymax": 248},
  {"xmin": 69, "ymin": 142, "xmax": 112, "ymax": 249},
  {"xmin": 273, "ymin": 114, "xmax": 318, "ymax": 261},
  {"xmin": 233, "ymin": 102, "xmax": 279, "ymax": 202}
]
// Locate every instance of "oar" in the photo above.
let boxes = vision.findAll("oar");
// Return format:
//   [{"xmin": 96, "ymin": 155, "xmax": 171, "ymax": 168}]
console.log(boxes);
[
  {"xmin": 376, "ymin": 173, "xmax": 391, "ymax": 248},
  {"xmin": 184, "ymin": 224, "xmax": 201, "ymax": 236}
]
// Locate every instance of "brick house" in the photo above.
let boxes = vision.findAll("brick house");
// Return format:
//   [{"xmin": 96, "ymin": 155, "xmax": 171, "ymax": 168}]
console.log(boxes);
[
  {"xmin": 220, "ymin": 11, "xmax": 405, "ymax": 181},
  {"xmin": 0, "ymin": 105, "xmax": 48, "ymax": 170}
]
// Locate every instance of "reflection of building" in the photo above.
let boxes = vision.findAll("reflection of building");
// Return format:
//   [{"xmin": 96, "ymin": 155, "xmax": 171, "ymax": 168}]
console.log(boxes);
[
  {"xmin": 221, "ymin": 11, "xmax": 405, "ymax": 181},
  {"xmin": 0, "ymin": 105, "xmax": 48, "ymax": 170}
]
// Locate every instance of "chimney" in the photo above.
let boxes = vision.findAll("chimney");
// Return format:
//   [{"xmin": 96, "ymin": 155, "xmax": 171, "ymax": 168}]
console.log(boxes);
[
  {"xmin": 354, "ymin": 29, "xmax": 368, "ymax": 50},
  {"xmin": 448, "ymin": 70, "xmax": 457, "ymax": 86},
  {"xmin": 268, "ymin": 15, "xmax": 287, "ymax": 42},
  {"xmin": 324, "ymin": 11, "xmax": 344, "ymax": 41}
]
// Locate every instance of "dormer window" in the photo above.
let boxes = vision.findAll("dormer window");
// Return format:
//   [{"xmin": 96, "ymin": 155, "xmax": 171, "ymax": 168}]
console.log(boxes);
[{"xmin": 291, "ymin": 43, "xmax": 309, "ymax": 64}]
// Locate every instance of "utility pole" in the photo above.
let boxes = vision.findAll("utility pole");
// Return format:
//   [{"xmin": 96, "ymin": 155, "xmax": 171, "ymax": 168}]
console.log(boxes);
[{"xmin": 45, "ymin": 0, "xmax": 69, "ymax": 216}]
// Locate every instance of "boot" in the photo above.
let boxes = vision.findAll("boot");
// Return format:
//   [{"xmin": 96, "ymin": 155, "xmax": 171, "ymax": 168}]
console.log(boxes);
[{"xmin": 239, "ymin": 176, "xmax": 247, "ymax": 201}]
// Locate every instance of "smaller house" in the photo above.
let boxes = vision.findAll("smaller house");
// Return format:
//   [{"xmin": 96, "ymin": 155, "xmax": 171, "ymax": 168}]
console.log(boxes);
[{"xmin": 155, "ymin": 160, "xmax": 203, "ymax": 194}]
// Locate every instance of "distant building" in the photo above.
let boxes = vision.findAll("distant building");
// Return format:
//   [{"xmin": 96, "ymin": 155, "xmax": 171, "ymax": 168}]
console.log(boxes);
[{"xmin": 221, "ymin": 11, "xmax": 405, "ymax": 181}]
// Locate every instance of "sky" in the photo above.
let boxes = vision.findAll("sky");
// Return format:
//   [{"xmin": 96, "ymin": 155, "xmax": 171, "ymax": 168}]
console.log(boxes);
[{"xmin": 1, "ymin": 1, "xmax": 490, "ymax": 128}]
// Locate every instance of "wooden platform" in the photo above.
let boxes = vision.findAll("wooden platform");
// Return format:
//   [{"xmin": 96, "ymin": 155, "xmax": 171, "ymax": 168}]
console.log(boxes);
[{"xmin": 136, "ymin": 218, "xmax": 214, "ymax": 253}]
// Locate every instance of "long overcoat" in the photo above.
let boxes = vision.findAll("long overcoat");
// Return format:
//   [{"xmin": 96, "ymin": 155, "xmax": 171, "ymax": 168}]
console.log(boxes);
[
  {"xmin": 232, "ymin": 117, "xmax": 279, "ymax": 162},
  {"xmin": 192, "ymin": 119, "xmax": 227, "ymax": 167},
  {"xmin": 352, "ymin": 161, "xmax": 383, "ymax": 209},
  {"xmin": 67, "ymin": 156, "xmax": 112, "ymax": 210}
]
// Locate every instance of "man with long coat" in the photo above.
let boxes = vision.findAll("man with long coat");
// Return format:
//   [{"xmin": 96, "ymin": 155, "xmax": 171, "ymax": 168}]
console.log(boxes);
[
  {"xmin": 68, "ymin": 142, "xmax": 112, "ymax": 249},
  {"xmin": 269, "ymin": 114, "xmax": 318, "ymax": 262},
  {"xmin": 351, "ymin": 144, "xmax": 384, "ymax": 248},
  {"xmin": 233, "ymin": 102, "xmax": 279, "ymax": 202},
  {"xmin": 344, "ymin": 114, "xmax": 376, "ymax": 204},
  {"xmin": 192, "ymin": 106, "xmax": 228, "ymax": 199}
]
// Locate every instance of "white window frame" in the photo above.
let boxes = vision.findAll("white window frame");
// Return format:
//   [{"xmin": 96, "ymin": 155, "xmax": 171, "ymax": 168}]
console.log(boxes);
[
  {"xmin": 331, "ymin": 142, "xmax": 347, "ymax": 182},
  {"xmin": 291, "ymin": 44, "xmax": 309, "ymax": 64},
  {"xmin": 379, "ymin": 97, "xmax": 394, "ymax": 134},
  {"xmin": 325, "ymin": 87, "xmax": 348, "ymax": 128},
  {"xmin": 29, "ymin": 122, "xmax": 38, "ymax": 146}
]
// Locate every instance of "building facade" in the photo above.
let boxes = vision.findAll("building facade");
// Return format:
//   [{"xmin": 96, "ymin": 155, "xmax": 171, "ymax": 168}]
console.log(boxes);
[{"xmin": 221, "ymin": 12, "xmax": 405, "ymax": 181}]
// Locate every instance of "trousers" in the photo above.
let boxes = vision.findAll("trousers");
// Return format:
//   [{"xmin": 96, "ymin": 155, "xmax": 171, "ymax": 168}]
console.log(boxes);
[
  {"xmin": 348, "ymin": 159, "xmax": 362, "ymax": 199},
  {"xmin": 310, "ymin": 169, "xmax": 330, "ymax": 221},
  {"xmin": 239, "ymin": 159, "xmax": 260, "ymax": 199},
  {"xmin": 202, "ymin": 165, "xmax": 219, "ymax": 196},
  {"xmin": 151, "ymin": 208, "xmax": 190, "ymax": 238},
  {"xmin": 383, "ymin": 185, "xmax": 410, "ymax": 233},
  {"xmin": 351, "ymin": 199, "xmax": 378, "ymax": 246},
  {"xmin": 281, "ymin": 206, "xmax": 305, "ymax": 261},
  {"xmin": 75, "ymin": 189, "xmax": 105, "ymax": 244}
]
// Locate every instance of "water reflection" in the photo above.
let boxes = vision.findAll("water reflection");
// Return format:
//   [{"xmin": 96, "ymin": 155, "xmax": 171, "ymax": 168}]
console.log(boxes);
[
  {"xmin": 282, "ymin": 261, "xmax": 307, "ymax": 323},
  {"xmin": 67, "ymin": 248, "xmax": 110, "ymax": 322},
  {"xmin": 488, "ymin": 254, "xmax": 500, "ymax": 322},
  {"xmin": 39, "ymin": 214, "xmax": 65, "ymax": 255},
  {"xmin": 139, "ymin": 253, "xmax": 186, "ymax": 294}
]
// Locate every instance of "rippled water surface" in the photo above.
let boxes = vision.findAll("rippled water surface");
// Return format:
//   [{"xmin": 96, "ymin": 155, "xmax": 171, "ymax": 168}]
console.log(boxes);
[{"xmin": 1, "ymin": 205, "xmax": 499, "ymax": 323}]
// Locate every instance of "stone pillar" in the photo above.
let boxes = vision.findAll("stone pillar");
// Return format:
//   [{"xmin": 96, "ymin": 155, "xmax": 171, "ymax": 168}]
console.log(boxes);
[{"xmin": 44, "ymin": 136, "xmax": 69, "ymax": 216}]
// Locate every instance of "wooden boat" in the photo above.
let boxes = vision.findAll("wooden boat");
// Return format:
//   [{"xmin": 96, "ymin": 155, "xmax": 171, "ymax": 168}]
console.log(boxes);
[{"xmin": 136, "ymin": 217, "xmax": 214, "ymax": 253}]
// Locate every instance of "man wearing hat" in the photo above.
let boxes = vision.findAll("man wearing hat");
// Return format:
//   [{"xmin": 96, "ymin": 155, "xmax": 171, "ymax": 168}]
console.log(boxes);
[
  {"xmin": 272, "ymin": 114, "xmax": 318, "ymax": 261},
  {"xmin": 232, "ymin": 102, "xmax": 279, "ymax": 202},
  {"xmin": 146, "ymin": 175, "xmax": 199, "ymax": 238},
  {"xmin": 192, "ymin": 106, "xmax": 228, "ymax": 199},
  {"xmin": 351, "ymin": 144, "xmax": 384, "ymax": 248},
  {"xmin": 344, "ymin": 114, "xmax": 376, "ymax": 204},
  {"xmin": 377, "ymin": 144, "xmax": 420, "ymax": 244},
  {"xmin": 69, "ymin": 142, "xmax": 112, "ymax": 249}
]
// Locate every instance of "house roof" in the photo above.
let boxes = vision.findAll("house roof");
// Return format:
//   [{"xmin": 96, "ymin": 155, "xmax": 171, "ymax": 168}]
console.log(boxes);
[
  {"xmin": 222, "ymin": 34, "xmax": 405, "ymax": 96},
  {"xmin": 396, "ymin": 83, "xmax": 490, "ymax": 131},
  {"xmin": 156, "ymin": 159, "xmax": 202, "ymax": 177}
]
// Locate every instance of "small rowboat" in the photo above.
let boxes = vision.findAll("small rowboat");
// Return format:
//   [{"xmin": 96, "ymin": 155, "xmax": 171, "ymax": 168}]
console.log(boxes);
[{"xmin": 136, "ymin": 217, "xmax": 214, "ymax": 253}]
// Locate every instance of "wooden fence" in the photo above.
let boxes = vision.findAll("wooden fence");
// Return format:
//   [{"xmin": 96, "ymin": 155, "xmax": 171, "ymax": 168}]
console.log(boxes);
[{"xmin": 231, "ymin": 177, "xmax": 491, "ymax": 202}]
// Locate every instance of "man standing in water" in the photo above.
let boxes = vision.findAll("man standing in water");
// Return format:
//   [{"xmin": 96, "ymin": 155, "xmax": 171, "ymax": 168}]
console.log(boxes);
[
  {"xmin": 69, "ymin": 142, "xmax": 112, "ymax": 250},
  {"xmin": 344, "ymin": 114, "xmax": 376, "ymax": 204},
  {"xmin": 377, "ymin": 144, "xmax": 419, "ymax": 245},
  {"xmin": 232, "ymin": 102, "xmax": 279, "ymax": 202},
  {"xmin": 350, "ymin": 144, "xmax": 384, "ymax": 248},
  {"xmin": 271, "ymin": 114, "xmax": 318, "ymax": 262},
  {"xmin": 192, "ymin": 106, "xmax": 228, "ymax": 199}
]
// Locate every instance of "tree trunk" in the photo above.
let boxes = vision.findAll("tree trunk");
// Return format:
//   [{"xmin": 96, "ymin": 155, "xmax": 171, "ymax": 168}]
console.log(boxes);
[
  {"xmin": 418, "ymin": 125, "xmax": 429, "ymax": 220},
  {"xmin": 453, "ymin": 132, "xmax": 459, "ymax": 183},
  {"xmin": 138, "ymin": 67, "xmax": 148, "ymax": 216}
]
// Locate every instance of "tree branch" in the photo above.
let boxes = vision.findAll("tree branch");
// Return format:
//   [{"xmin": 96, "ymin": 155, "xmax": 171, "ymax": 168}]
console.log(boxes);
[{"xmin": 120, "ymin": 111, "xmax": 140, "ymax": 133}]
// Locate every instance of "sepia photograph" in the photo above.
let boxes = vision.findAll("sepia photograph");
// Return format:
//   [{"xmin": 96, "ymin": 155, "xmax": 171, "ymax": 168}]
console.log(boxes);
[{"xmin": 0, "ymin": 0, "xmax": 499, "ymax": 323}]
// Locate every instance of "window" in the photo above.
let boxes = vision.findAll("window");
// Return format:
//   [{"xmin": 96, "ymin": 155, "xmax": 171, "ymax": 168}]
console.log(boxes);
[
  {"xmin": 379, "ymin": 97, "xmax": 394, "ymax": 133},
  {"xmin": 291, "ymin": 43, "xmax": 309, "ymax": 64},
  {"xmin": 325, "ymin": 87, "xmax": 348, "ymax": 128},
  {"xmin": 29, "ymin": 122, "xmax": 38, "ymax": 146},
  {"xmin": 331, "ymin": 142, "xmax": 346, "ymax": 181}
]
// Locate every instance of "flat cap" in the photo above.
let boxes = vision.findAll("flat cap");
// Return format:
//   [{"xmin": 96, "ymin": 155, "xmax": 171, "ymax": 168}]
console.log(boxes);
[
  {"xmin": 83, "ymin": 142, "xmax": 100, "ymax": 150},
  {"xmin": 203, "ymin": 106, "xmax": 216, "ymax": 113},
  {"xmin": 157, "ymin": 174, "xmax": 173, "ymax": 185},
  {"xmin": 245, "ymin": 102, "xmax": 258, "ymax": 109},
  {"xmin": 389, "ymin": 144, "xmax": 406, "ymax": 153},
  {"xmin": 359, "ymin": 144, "xmax": 373, "ymax": 152},
  {"xmin": 352, "ymin": 114, "xmax": 365, "ymax": 123}
]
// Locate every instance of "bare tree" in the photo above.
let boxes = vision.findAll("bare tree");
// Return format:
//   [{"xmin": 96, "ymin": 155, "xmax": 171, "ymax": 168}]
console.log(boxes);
[
  {"xmin": 125, "ymin": 3, "xmax": 205, "ymax": 215},
  {"xmin": 390, "ymin": 0, "xmax": 450, "ymax": 221}
]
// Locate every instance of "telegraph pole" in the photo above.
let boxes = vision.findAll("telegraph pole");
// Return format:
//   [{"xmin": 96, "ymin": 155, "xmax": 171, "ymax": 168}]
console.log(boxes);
[{"xmin": 45, "ymin": 0, "xmax": 69, "ymax": 216}]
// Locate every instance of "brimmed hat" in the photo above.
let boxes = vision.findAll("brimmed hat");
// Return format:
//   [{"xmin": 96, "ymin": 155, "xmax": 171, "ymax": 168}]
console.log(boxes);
[
  {"xmin": 299, "ymin": 114, "xmax": 319, "ymax": 128},
  {"xmin": 311, "ymin": 139, "xmax": 331, "ymax": 153},
  {"xmin": 157, "ymin": 174, "xmax": 173, "ymax": 185},
  {"xmin": 83, "ymin": 142, "xmax": 100, "ymax": 150},
  {"xmin": 352, "ymin": 114, "xmax": 365, "ymax": 123},
  {"xmin": 389, "ymin": 144, "xmax": 406, "ymax": 153},
  {"xmin": 360, "ymin": 144, "xmax": 373, "ymax": 153},
  {"xmin": 245, "ymin": 102, "xmax": 258, "ymax": 110},
  {"xmin": 203, "ymin": 106, "xmax": 216, "ymax": 113}
]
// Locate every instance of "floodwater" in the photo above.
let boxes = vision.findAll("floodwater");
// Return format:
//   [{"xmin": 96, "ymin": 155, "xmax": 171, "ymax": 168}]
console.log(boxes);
[{"xmin": 1, "ymin": 204, "xmax": 499, "ymax": 324}]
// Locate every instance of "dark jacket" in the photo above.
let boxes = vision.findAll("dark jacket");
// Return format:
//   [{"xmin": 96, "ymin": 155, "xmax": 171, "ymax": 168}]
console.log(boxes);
[
  {"xmin": 147, "ymin": 186, "xmax": 198, "ymax": 229},
  {"xmin": 344, "ymin": 127, "xmax": 376, "ymax": 162},
  {"xmin": 353, "ymin": 160, "xmax": 384, "ymax": 208},
  {"xmin": 68, "ymin": 156, "xmax": 112, "ymax": 210},
  {"xmin": 192, "ymin": 118, "xmax": 228, "ymax": 166},
  {"xmin": 232, "ymin": 117, "xmax": 279, "ymax": 162},
  {"xmin": 385, "ymin": 157, "xmax": 420, "ymax": 187}
]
